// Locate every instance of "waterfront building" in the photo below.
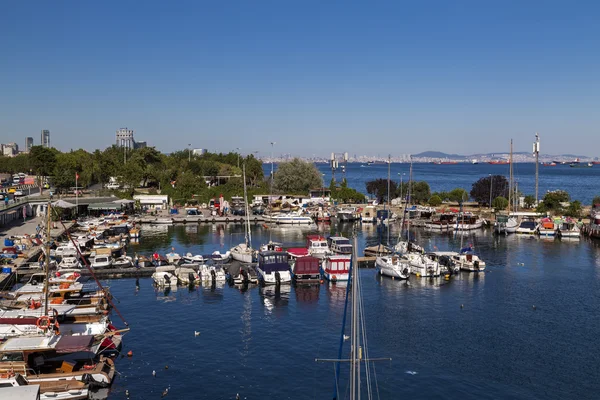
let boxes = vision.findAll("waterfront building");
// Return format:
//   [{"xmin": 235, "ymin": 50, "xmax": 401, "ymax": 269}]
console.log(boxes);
[
  {"xmin": 133, "ymin": 194, "xmax": 169, "ymax": 210},
  {"xmin": 192, "ymin": 148, "xmax": 207, "ymax": 156},
  {"xmin": 25, "ymin": 137, "xmax": 33, "ymax": 152},
  {"xmin": 40, "ymin": 129, "xmax": 50, "ymax": 147},
  {"xmin": 116, "ymin": 127, "xmax": 146, "ymax": 149}
]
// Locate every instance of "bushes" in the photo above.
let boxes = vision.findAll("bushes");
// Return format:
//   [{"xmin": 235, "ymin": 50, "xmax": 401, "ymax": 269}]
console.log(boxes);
[{"xmin": 429, "ymin": 195, "xmax": 442, "ymax": 207}]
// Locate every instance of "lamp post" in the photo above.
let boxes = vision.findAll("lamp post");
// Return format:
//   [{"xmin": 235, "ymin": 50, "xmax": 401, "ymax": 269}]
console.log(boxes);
[
  {"xmin": 270, "ymin": 142, "xmax": 276, "ymax": 203},
  {"xmin": 322, "ymin": 173, "xmax": 326, "ymax": 199},
  {"xmin": 236, "ymin": 147, "xmax": 241, "ymax": 169},
  {"xmin": 489, "ymin": 174, "xmax": 493, "ymax": 209},
  {"xmin": 188, "ymin": 144, "xmax": 191, "ymax": 162}
]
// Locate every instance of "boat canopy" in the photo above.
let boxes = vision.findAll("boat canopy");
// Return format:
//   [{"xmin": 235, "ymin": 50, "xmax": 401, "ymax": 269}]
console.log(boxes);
[
  {"xmin": 259, "ymin": 252, "xmax": 289, "ymax": 272},
  {"xmin": 55, "ymin": 335, "xmax": 95, "ymax": 353},
  {"xmin": 294, "ymin": 256, "xmax": 320, "ymax": 274}
]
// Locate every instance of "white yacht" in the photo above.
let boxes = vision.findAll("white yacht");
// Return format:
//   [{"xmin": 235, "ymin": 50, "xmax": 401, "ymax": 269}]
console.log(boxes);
[
  {"xmin": 327, "ymin": 236, "xmax": 353, "ymax": 255},
  {"xmin": 452, "ymin": 248, "xmax": 486, "ymax": 272},
  {"xmin": 174, "ymin": 267, "xmax": 200, "ymax": 285},
  {"xmin": 558, "ymin": 219, "xmax": 580, "ymax": 238},
  {"xmin": 306, "ymin": 235, "xmax": 331, "ymax": 259},
  {"xmin": 256, "ymin": 251, "xmax": 292, "ymax": 285},
  {"xmin": 516, "ymin": 219, "xmax": 539, "ymax": 235},
  {"xmin": 375, "ymin": 255, "xmax": 410, "ymax": 279},
  {"xmin": 494, "ymin": 215, "xmax": 518, "ymax": 234},
  {"xmin": 406, "ymin": 252, "xmax": 441, "ymax": 277},
  {"xmin": 264, "ymin": 211, "xmax": 314, "ymax": 225},
  {"xmin": 231, "ymin": 243, "xmax": 255, "ymax": 263},
  {"xmin": 454, "ymin": 214, "xmax": 485, "ymax": 230},
  {"xmin": 58, "ymin": 256, "xmax": 82, "ymax": 270},
  {"xmin": 91, "ymin": 255, "xmax": 113, "ymax": 269}
]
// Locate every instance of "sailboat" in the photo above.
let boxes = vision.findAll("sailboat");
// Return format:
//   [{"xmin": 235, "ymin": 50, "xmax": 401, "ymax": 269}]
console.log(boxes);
[
  {"xmin": 375, "ymin": 156, "xmax": 411, "ymax": 279},
  {"xmin": 231, "ymin": 164, "xmax": 255, "ymax": 264},
  {"xmin": 494, "ymin": 139, "xmax": 518, "ymax": 234}
]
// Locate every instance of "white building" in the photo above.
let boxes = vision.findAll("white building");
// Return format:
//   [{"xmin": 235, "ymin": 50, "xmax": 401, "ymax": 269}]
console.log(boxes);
[
  {"xmin": 133, "ymin": 194, "xmax": 169, "ymax": 210},
  {"xmin": 192, "ymin": 148, "xmax": 207, "ymax": 156},
  {"xmin": 1, "ymin": 143, "xmax": 19, "ymax": 157},
  {"xmin": 116, "ymin": 128, "xmax": 135, "ymax": 149}
]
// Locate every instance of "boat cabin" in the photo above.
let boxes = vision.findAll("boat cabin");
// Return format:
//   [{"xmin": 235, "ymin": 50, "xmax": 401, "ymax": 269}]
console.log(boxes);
[
  {"xmin": 307, "ymin": 235, "xmax": 328, "ymax": 251},
  {"xmin": 258, "ymin": 251, "xmax": 290, "ymax": 273},
  {"xmin": 322, "ymin": 255, "xmax": 352, "ymax": 281},
  {"xmin": 292, "ymin": 256, "xmax": 321, "ymax": 283},
  {"xmin": 327, "ymin": 236, "xmax": 352, "ymax": 255}
]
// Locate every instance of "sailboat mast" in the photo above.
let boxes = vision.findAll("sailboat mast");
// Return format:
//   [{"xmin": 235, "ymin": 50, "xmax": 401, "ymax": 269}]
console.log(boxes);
[
  {"xmin": 509, "ymin": 139, "xmax": 513, "ymax": 214},
  {"xmin": 387, "ymin": 155, "xmax": 391, "ymax": 245},
  {"xmin": 350, "ymin": 234, "xmax": 360, "ymax": 400},
  {"xmin": 43, "ymin": 200, "xmax": 51, "ymax": 317},
  {"xmin": 243, "ymin": 164, "xmax": 252, "ymax": 247}
]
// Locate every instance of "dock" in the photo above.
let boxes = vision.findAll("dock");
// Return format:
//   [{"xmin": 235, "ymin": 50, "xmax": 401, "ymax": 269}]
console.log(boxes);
[{"xmin": 138, "ymin": 215, "xmax": 268, "ymax": 224}]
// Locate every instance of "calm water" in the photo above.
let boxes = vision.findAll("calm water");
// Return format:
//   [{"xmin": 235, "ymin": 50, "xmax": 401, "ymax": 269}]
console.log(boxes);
[
  {"xmin": 105, "ymin": 223, "xmax": 600, "ymax": 399},
  {"xmin": 264, "ymin": 162, "xmax": 600, "ymax": 204}
]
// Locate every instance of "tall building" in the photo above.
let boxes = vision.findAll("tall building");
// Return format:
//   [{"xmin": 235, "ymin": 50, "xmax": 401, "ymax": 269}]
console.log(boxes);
[
  {"xmin": 116, "ymin": 127, "xmax": 146, "ymax": 149},
  {"xmin": 1, "ymin": 143, "xmax": 19, "ymax": 157},
  {"xmin": 41, "ymin": 130, "xmax": 50, "ymax": 147},
  {"xmin": 25, "ymin": 137, "xmax": 34, "ymax": 152},
  {"xmin": 116, "ymin": 128, "xmax": 135, "ymax": 149}
]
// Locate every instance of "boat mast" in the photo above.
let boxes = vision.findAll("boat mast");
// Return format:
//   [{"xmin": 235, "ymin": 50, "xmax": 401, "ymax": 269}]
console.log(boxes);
[
  {"xmin": 509, "ymin": 139, "xmax": 513, "ymax": 214},
  {"xmin": 534, "ymin": 133, "xmax": 540, "ymax": 205},
  {"xmin": 408, "ymin": 156, "xmax": 413, "ymax": 239},
  {"xmin": 43, "ymin": 200, "xmax": 51, "ymax": 317},
  {"xmin": 243, "ymin": 164, "xmax": 252, "ymax": 248},
  {"xmin": 350, "ymin": 234, "xmax": 360, "ymax": 400},
  {"xmin": 386, "ymin": 155, "xmax": 390, "ymax": 245}
]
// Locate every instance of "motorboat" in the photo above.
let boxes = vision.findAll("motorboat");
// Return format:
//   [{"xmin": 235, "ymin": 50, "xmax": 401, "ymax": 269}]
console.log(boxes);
[
  {"xmin": 454, "ymin": 214, "xmax": 485, "ymax": 230},
  {"xmin": 256, "ymin": 251, "xmax": 292, "ymax": 285},
  {"xmin": 538, "ymin": 217, "xmax": 557, "ymax": 236},
  {"xmin": 58, "ymin": 257, "xmax": 82, "ymax": 270},
  {"xmin": 113, "ymin": 255, "xmax": 133, "ymax": 268},
  {"xmin": 315, "ymin": 208, "xmax": 331, "ymax": 222},
  {"xmin": 306, "ymin": 235, "xmax": 331, "ymax": 259},
  {"xmin": 494, "ymin": 215, "xmax": 518, "ymax": 234},
  {"xmin": 230, "ymin": 243, "xmax": 255, "ymax": 264},
  {"xmin": 199, "ymin": 263, "xmax": 227, "ymax": 282},
  {"xmin": 211, "ymin": 250, "xmax": 231, "ymax": 263},
  {"xmin": 152, "ymin": 266, "xmax": 177, "ymax": 286},
  {"xmin": 321, "ymin": 255, "xmax": 351, "ymax": 282},
  {"xmin": 558, "ymin": 219, "xmax": 580, "ymax": 238},
  {"xmin": 129, "ymin": 227, "xmax": 141, "ymax": 238},
  {"xmin": 364, "ymin": 244, "xmax": 391, "ymax": 257},
  {"xmin": 182, "ymin": 253, "xmax": 204, "ymax": 264},
  {"xmin": 174, "ymin": 267, "xmax": 200, "ymax": 285},
  {"xmin": 90, "ymin": 255, "xmax": 113, "ymax": 269},
  {"xmin": 425, "ymin": 213, "xmax": 455, "ymax": 230},
  {"xmin": 264, "ymin": 211, "xmax": 314, "ymax": 225},
  {"xmin": 405, "ymin": 252, "xmax": 441, "ymax": 277},
  {"xmin": 260, "ymin": 241, "xmax": 283, "ymax": 252},
  {"xmin": 165, "ymin": 251, "xmax": 181, "ymax": 264},
  {"xmin": 327, "ymin": 236, "xmax": 353, "ymax": 255},
  {"xmin": 375, "ymin": 255, "xmax": 410, "ymax": 279},
  {"xmin": 335, "ymin": 206, "xmax": 360, "ymax": 222},
  {"xmin": 426, "ymin": 251, "xmax": 459, "ymax": 273},
  {"xmin": 452, "ymin": 246, "xmax": 486, "ymax": 272},
  {"xmin": 226, "ymin": 264, "xmax": 258, "ymax": 285},
  {"xmin": 516, "ymin": 219, "xmax": 539, "ymax": 235},
  {"xmin": 360, "ymin": 205, "xmax": 376, "ymax": 223},
  {"xmin": 291, "ymin": 256, "xmax": 321, "ymax": 284},
  {"xmin": 394, "ymin": 240, "xmax": 424, "ymax": 254}
]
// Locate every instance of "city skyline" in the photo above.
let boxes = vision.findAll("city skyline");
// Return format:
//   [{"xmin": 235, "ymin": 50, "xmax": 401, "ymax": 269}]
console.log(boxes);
[{"xmin": 1, "ymin": 2, "xmax": 599, "ymax": 156}]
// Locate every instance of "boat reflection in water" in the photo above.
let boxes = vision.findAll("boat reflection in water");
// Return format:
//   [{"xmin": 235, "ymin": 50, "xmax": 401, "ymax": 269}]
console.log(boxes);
[
  {"xmin": 155, "ymin": 284, "xmax": 178, "ymax": 302},
  {"xmin": 201, "ymin": 279, "xmax": 225, "ymax": 303},
  {"xmin": 294, "ymin": 284, "xmax": 320, "ymax": 306},
  {"xmin": 259, "ymin": 284, "xmax": 290, "ymax": 313},
  {"xmin": 325, "ymin": 281, "xmax": 348, "ymax": 307}
]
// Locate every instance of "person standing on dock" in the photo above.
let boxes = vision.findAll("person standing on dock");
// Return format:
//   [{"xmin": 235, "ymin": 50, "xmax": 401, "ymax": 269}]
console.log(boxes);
[{"xmin": 134, "ymin": 252, "xmax": 139, "ymax": 268}]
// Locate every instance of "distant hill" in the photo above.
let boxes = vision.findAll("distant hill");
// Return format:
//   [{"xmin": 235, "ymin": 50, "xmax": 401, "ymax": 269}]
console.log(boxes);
[{"xmin": 412, "ymin": 151, "xmax": 465, "ymax": 160}]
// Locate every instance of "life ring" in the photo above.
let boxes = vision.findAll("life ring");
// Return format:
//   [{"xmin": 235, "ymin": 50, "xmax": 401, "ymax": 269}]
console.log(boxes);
[
  {"xmin": 36, "ymin": 316, "xmax": 52, "ymax": 330},
  {"xmin": 83, "ymin": 363, "xmax": 96, "ymax": 370}
]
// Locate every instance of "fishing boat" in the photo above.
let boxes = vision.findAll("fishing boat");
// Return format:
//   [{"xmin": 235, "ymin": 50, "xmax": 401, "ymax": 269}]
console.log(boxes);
[
  {"xmin": 291, "ymin": 256, "xmax": 321, "ymax": 284},
  {"xmin": 113, "ymin": 255, "xmax": 133, "ymax": 268},
  {"xmin": 321, "ymin": 254, "xmax": 351, "ymax": 282},
  {"xmin": 0, "ymin": 373, "xmax": 89, "ymax": 400},
  {"xmin": 558, "ymin": 219, "xmax": 580, "ymax": 238},
  {"xmin": 494, "ymin": 215, "xmax": 518, "ymax": 234},
  {"xmin": 425, "ymin": 213, "xmax": 455, "ymax": 230},
  {"xmin": 306, "ymin": 235, "xmax": 331, "ymax": 259},
  {"xmin": 375, "ymin": 255, "xmax": 410, "ymax": 279},
  {"xmin": 327, "ymin": 236, "xmax": 353, "ymax": 255},
  {"xmin": 569, "ymin": 162, "xmax": 593, "ymax": 168},
  {"xmin": 57, "ymin": 257, "xmax": 82, "ymax": 270},
  {"xmin": 256, "ymin": 251, "xmax": 292, "ymax": 285},
  {"xmin": 198, "ymin": 262, "xmax": 227, "ymax": 283},
  {"xmin": 335, "ymin": 206, "xmax": 360, "ymax": 222},
  {"xmin": 454, "ymin": 214, "xmax": 484, "ymax": 230},
  {"xmin": 90, "ymin": 255, "xmax": 113, "ymax": 269},
  {"xmin": 538, "ymin": 217, "xmax": 557, "ymax": 236},
  {"xmin": 315, "ymin": 207, "xmax": 331, "ymax": 222},
  {"xmin": 152, "ymin": 266, "xmax": 177, "ymax": 286}
]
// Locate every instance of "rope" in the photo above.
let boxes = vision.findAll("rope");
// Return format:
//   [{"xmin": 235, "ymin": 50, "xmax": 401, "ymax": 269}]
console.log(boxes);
[{"xmin": 54, "ymin": 215, "xmax": 129, "ymax": 326}]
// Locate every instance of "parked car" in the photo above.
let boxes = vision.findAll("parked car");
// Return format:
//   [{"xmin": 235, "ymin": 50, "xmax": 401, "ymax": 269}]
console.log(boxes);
[
  {"xmin": 106, "ymin": 183, "xmax": 120, "ymax": 190},
  {"xmin": 13, "ymin": 190, "xmax": 24, "ymax": 197}
]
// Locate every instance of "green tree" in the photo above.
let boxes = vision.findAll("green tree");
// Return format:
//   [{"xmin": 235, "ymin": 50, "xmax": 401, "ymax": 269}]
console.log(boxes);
[
  {"xmin": 410, "ymin": 181, "xmax": 431, "ymax": 204},
  {"xmin": 173, "ymin": 172, "xmax": 206, "ymax": 201},
  {"xmin": 29, "ymin": 146, "xmax": 57, "ymax": 178},
  {"xmin": 432, "ymin": 191, "xmax": 449, "ymax": 202},
  {"xmin": 119, "ymin": 161, "xmax": 144, "ymax": 196},
  {"xmin": 536, "ymin": 190, "xmax": 570, "ymax": 214},
  {"xmin": 565, "ymin": 200, "xmax": 582, "ymax": 218},
  {"xmin": 274, "ymin": 158, "xmax": 322, "ymax": 194},
  {"xmin": 524, "ymin": 195, "xmax": 536, "ymax": 209},
  {"xmin": 429, "ymin": 195, "xmax": 442, "ymax": 207},
  {"xmin": 492, "ymin": 196, "xmax": 509, "ymax": 210},
  {"xmin": 470, "ymin": 175, "xmax": 509, "ymax": 205},
  {"xmin": 448, "ymin": 188, "xmax": 469, "ymax": 203},
  {"xmin": 366, "ymin": 179, "xmax": 397, "ymax": 204},
  {"xmin": 593, "ymin": 196, "xmax": 600, "ymax": 206}
]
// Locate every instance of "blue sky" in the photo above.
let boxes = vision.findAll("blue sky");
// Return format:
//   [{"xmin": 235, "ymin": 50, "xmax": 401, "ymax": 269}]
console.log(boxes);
[{"xmin": 1, "ymin": 1, "xmax": 598, "ymax": 157}]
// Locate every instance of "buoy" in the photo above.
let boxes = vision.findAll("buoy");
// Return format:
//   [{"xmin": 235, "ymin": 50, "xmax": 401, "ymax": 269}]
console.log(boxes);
[
  {"xmin": 416, "ymin": 273, "xmax": 421, "ymax": 277},
  {"xmin": 152, "ymin": 370, "xmax": 156, "ymax": 377},
  {"xmin": 460, "ymin": 304, "xmax": 464, "ymax": 309},
  {"xmin": 165, "ymin": 365, "xmax": 169, "ymax": 370},
  {"xmin": 532, "ymin": 305, "xmax": 536, "ymax": 310},
  {"xmin": 127, "ymin": 350, "xmax": 133, "ymax": 357},
  {"xmin": 125, "ymin": 389, "xmax": 130, "ymax": 398}
]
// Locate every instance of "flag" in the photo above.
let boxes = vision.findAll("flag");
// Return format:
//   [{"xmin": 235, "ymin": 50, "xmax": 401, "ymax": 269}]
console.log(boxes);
[{"xmin": 76, "ymin": 172, "xmax": 79, "ymax": 180}]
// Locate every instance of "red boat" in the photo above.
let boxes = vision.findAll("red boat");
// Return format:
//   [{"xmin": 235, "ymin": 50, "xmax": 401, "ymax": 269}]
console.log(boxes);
[
  {"xmin": 542, "ymin": 162, "xmax": 557, "ymax": 166},
  {"xmin": 488, "ymin": 160, "xmax": 509, "ymax": 165},
  {"xmin": 291, "ymin": 256, "xmax": 321, "ymax": 283}
]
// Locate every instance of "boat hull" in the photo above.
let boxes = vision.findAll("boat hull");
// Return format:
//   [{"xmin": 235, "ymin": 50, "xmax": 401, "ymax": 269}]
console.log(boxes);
[
  {"xmin": 257, "ymin": 268, "xmax": 292, "ymax": 285},
  {"xmin": 375, "ymin": 257, "xmax": 410, "ymax": 279}
]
